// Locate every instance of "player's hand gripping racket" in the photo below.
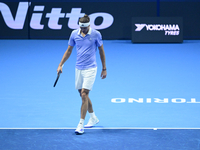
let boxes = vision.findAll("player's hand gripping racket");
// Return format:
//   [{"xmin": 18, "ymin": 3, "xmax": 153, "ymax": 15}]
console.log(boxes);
[{"xmin": 53, "ymin": 64, "xmax": 64, "ymax": 87}]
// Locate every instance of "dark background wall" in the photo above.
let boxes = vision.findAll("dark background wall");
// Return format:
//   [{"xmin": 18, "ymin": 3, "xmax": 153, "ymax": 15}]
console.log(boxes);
[
  {"xmin": 0, "ymin": 0, "xmax": 200, "ymax": 39},
  {"xmin": 160, "ymin": 1, "xmax": 200, "ymax": 39}
]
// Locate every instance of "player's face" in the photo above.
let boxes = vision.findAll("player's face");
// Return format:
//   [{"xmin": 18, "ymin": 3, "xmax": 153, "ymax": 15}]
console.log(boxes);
[{"xmin": 80, "ymin": 26, "xmax": 90, "ymax": 34}]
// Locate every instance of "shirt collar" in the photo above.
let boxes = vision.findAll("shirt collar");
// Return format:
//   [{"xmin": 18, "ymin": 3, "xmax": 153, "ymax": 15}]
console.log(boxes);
[{"xmin": 78, "ymin": 27, "xmax": 92, "ymax": 35}]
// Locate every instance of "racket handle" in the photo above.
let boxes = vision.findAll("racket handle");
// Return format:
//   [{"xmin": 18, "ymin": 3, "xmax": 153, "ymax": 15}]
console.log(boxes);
[{"xmin": 57, "ymin": 64, "xmax": 64, "ymax": 74}]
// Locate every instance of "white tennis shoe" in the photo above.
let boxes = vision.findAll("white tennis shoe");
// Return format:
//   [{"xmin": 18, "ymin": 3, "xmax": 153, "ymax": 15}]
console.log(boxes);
[
  {"xmin": 84, "ymin": 117, "xmax": 99, "ymax": 128},
  {"xmin": 75, "ymin": 123, "xmax": 84, "ymax": 134}
]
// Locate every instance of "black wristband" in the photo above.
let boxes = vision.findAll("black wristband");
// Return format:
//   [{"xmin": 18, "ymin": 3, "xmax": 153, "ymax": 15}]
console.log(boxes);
[{"xmin": 102, "ymin": 69, "xmax": 106, "ymax": 71}]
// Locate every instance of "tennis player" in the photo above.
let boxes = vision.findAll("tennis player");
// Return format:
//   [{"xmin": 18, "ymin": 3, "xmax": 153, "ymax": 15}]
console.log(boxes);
[{"xmin": 57, "ymin": 14, "xmax": 107, "ymax": 134}]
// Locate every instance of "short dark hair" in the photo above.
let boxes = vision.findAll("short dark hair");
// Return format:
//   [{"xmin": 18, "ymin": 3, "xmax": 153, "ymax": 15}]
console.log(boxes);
[{"xmin": 79, "ymin": 14, "xmax": 90, "ymax": 23}]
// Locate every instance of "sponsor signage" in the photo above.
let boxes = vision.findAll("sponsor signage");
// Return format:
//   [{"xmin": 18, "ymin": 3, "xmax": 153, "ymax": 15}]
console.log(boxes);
[
  {"xmin": 132, "ymin": 17, "xmax": 183, "ymax": 43},
  {"xmin": 0, "ymin": 2, "xmax": 156, "ymax": 39},
  {"xmin": 0, "ymin": 2, "xmax": 113, "ymax": 30},
  {"xmin": 0, "ymin": 2, "xmax": 113, "ymax": 39}
]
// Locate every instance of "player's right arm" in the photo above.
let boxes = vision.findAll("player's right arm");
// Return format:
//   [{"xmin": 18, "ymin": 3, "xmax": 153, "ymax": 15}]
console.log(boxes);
[{"xmin": 57, "ymin": 45, "xmax": 73, "ymax": 74}]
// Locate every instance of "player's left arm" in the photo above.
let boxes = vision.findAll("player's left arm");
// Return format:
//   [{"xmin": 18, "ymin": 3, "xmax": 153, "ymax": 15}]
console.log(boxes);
[{"xmin": 98, "ymin": 44, "xmax": 107, "ymax": 79}]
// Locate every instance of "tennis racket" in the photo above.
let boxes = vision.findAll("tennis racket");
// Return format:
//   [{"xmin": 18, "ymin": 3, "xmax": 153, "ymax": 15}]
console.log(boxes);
[
  {"xmin": 53, "ymin": 65, "xmax": 64, "ymax": 87},
  {"xmin": 53, "ymin": 72, "xmax": 61, "ymax": 87}
]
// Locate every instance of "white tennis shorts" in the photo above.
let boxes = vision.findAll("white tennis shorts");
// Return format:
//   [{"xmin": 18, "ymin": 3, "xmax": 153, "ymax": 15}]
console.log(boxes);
[{"xmin": 75, "ymin": 67, "xmax": 97, "ymax": 90}]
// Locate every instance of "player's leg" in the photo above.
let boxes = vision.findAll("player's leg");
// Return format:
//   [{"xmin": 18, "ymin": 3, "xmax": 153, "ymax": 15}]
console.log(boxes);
[
  {"xmin": 75, "ymin": 67, "xmax": 98, "ymax": 134},
  {"xmin": 80, "ymin": 88, "xmax": 90, "ymax": 119},
  {"xmin": 78, "ymin": 88, "xmax": 99, "ymax": 128},
  {"xmin": 88, "ymin": 97, "xmax": 94, "ymax": 113},
  {"xmin": 75, "ymin": 69, "xmax": 85, "ymax": 134},
  {"xmin": 75, "ymin": 88, "xmax": 90, "ymax": 134},
  {"xmin": 82, "ymin": 67, "xmax": 99, "ymax": 128},
  {"xmin": 78, "ymin": 89, "xmax": 94, "ymax": 113}
]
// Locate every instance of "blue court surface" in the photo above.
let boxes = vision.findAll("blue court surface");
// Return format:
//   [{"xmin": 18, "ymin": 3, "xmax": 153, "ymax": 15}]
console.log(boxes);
[{"xmin": 0, "ymin": 40, "xmax": 200, "ymax": 149}]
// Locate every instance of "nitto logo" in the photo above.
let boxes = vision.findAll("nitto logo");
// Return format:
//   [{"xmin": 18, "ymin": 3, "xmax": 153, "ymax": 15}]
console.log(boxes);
[
  {"xmin": 135, "ymin": 24, "xmax": 180, "ymax": 36},
  {"xmin": 0, "ymin": 2, "xmax": 114, "ymax": 30},
  {"xmin": 111, "ymin": 98, "xmax": 200, "ymax": 103}
]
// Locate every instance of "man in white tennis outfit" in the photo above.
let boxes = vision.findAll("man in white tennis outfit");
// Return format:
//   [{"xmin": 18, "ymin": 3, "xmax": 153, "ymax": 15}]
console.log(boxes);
[{"xmin": 57, "ymin": 14, "xmax": 107, "ymax": 134}]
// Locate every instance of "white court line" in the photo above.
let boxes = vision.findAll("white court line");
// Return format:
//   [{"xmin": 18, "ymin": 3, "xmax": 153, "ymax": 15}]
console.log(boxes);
[{"xmin": 0, "ymin": 128, "xmax": 200, "ymax": 129}]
